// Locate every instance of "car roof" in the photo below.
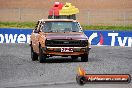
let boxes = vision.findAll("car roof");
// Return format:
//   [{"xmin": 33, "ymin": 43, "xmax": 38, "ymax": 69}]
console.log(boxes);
[{"xmin": 38, "ymin": 19, "xmax": 78, "ymax": 22}]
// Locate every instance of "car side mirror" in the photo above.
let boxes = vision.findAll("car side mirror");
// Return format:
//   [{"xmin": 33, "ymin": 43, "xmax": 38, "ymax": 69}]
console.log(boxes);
[{"xmin": 34, "ymin": 30, "xmax": 39, "ymax": 33}]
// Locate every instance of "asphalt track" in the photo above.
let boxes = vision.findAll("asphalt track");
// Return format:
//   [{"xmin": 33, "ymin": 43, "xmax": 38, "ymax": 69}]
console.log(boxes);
[{"xmin": 0, "ymin": 44, "xmax": 132, "ymax": 88}]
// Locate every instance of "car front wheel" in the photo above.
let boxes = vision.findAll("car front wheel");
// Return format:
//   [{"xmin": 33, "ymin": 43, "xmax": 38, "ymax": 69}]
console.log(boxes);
[
  {"xmin": 39, "ymin": 46, "xmax": 46, "ymax": 63},
  {"xmin": 31, "ymin": 46, "xmax": 38, "ymax": 61},
  {"xmin": 81, "ymin": 54, "xmax": 88, "ymax": 62}
]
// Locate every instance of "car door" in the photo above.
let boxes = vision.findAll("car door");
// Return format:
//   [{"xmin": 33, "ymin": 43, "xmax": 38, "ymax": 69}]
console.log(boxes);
[{"xmin": 31, "ymin": 21, "xmax": 41, "ymax": 54}]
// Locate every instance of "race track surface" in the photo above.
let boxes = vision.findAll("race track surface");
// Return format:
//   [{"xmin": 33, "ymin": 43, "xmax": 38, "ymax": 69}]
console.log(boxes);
[{"xmin": 0, "ymin": 44, "xmax": 132, "ymax": 88}]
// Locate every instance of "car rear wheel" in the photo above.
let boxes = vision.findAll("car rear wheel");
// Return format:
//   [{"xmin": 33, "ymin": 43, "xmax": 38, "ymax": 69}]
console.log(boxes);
[
  {"xmin": 31, "ymin": 46, "xmax": 38, "ymax": 61},
  {"xmin": 39, "ymin": 46, "xmax": 46, "ymax": 63},
  {"xmin": 71, "ymin": 56, "xmax": 78, "ymax": 60},
  {"xmin": 81, "ymin": 54, "xmax": 88, "ymax": 62}
]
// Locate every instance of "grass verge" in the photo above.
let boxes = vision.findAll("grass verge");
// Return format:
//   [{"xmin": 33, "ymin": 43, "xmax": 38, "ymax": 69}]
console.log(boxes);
[
  {"xmin": 82, "ymin": 25, "xmax": 132, "ymax": 31},
  {"xmin": 0, "ymin": 22, "xmax": 132, "ymax": 31},
  {"xmin": 0, "ymin": 22, "xmax": 36, "ymax": 29}
]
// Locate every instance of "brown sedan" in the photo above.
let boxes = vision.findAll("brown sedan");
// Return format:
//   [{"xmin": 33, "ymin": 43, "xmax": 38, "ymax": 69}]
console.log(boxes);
[{"xmin": 30, "ymin": 19, "xmax": 91, "ymax": 63}]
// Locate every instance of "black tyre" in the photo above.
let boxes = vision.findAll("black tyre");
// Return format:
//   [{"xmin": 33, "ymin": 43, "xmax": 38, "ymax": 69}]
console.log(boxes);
[
  {"xmin": 31, "ymin": 46, "xmax": 38, "ymax": 61},
  {"xmin": 39, "ymin": 46, "xmax": 46, "ymax": 63},
  {"xmin": 81, "ymin": 54, "xmax": 88, "ymax": 62},
  {"xmin": 71, "ymin": 56, "xmax": 78, "ymax": 60}
]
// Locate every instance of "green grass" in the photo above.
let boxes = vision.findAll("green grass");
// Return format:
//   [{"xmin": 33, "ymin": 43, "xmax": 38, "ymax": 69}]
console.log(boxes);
[
  {"xmin": 0, "ymin": 22, "xmax": 132, "ymax": 31},
  {"xmin": 82, "ymin": 25, "xmax": 132, "ymax": 31},
  {"xmin": 0, "ymin": 22, "xmax": 36, "ymax": 29}
]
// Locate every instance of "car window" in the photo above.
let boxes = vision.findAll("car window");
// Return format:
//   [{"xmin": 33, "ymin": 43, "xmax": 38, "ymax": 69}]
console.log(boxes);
[{"xmin": 42, "ymin": 21, "xmax": 82, "ymax": 32}]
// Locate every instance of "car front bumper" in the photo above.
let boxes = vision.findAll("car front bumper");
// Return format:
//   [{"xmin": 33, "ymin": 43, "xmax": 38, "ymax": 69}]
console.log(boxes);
[{"xmin": 42, "ymin": 47, "xmax": 91, "ymax": 56}]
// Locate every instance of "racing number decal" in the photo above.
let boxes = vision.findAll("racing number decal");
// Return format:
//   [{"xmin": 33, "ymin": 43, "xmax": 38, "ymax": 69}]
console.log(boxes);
[{"xmin": 61, "ymin": 48, "xmax": 73, "ymax": 52}]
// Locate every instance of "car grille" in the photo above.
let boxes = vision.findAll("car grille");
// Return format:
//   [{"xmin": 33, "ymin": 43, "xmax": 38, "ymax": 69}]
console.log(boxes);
[{"xmin": 46, "ymin": 40, "xmax": 88, "ymax": 47}]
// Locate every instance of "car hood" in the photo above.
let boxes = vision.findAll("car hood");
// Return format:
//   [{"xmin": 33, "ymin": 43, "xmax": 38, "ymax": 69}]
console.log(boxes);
[{"xmin": 45, "ymin": 33, "xmax": 88, "ymax": 40}]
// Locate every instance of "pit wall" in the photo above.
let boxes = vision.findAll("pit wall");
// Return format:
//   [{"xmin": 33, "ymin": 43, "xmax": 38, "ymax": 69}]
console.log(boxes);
[{"xmin": 0, "ymin": 28, "xmax": 132, "ymax": 47}]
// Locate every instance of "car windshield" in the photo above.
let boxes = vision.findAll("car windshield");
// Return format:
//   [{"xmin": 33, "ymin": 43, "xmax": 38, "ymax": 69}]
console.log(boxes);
[{"xmin": 42, "ymin": 21, "xmax": 82, "ymax": 32}]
